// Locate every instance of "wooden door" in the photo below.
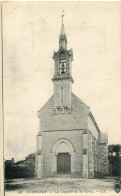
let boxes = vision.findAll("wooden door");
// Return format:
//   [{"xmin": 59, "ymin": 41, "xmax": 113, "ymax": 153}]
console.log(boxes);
[{"xmin": 57, "ymin": 153, "xmax": 71, "ymax": 173}]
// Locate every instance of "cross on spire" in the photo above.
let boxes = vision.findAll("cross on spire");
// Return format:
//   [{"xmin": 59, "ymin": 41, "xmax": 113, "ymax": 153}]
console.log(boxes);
[{"xmin": 61, "ymin": 10, "xmax": 65, "ymax": 25}]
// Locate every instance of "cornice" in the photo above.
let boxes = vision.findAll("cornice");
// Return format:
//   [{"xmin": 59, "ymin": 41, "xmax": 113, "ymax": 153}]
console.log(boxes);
[
  {"xmin": 88, "ymin": 111, "xmax": 100, "ymax": 133},
  {"xmin": 52, "ymin": 75, "xmax": 74, "ymax": 83}
]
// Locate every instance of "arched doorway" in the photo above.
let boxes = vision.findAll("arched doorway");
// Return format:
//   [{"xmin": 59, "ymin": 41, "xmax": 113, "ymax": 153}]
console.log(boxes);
[{"xmin": 51, "ymin": 138, "xmax": 75, "ymax": 174}]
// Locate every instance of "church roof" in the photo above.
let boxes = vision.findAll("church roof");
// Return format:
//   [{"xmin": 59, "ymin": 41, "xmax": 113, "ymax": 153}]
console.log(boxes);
[
  {"xmin": 38, "ymin": 93, "xmax": 89, "ymax": 113},
  {"xmin": 37, "ymin": 95, "xmax": 54, "ymax": 114},
  {"xmin": 72, "ymin": 93, "xmax": 101, "ymax": 133},
  {"xmin": 88, "ymin": 111, "xmax": 101, "ymax": 133},
  {"xmin": 38, "ymin": 93, "xmax": 101, "ymax": 134},
  {"xmin": 72, "ymin": 93, "xmax": 90, "ymax": 108}
]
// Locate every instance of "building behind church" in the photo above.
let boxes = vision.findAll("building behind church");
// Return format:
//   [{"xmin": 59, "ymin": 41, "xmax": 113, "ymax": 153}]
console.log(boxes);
[{"xmin": 35, "ymin": 16, "xmax": 108, "ymax": 179}]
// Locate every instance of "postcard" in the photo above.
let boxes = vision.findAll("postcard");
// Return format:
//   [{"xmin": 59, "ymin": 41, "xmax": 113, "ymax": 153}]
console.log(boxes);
[{"xmin": 0, "ymin": 2, "xmax": 121, "ymax": 196}]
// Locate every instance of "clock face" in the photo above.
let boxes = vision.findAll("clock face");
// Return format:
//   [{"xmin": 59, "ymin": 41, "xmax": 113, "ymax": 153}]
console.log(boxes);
[{"xmin": 60, "ymin": 59, "xmax": 66, "ymax": 74}]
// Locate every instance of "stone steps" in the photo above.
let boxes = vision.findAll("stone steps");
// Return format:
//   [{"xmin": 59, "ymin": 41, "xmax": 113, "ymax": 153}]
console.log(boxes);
[{"xmin": 53, "ymin": 173, "xmax": 83, "ymax": 178}]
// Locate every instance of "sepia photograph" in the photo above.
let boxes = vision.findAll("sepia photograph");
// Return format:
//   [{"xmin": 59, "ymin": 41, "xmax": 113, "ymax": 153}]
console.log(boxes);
[{"xmin": 1, "ymin": 1, "xmax": 121, "ymax": 195}]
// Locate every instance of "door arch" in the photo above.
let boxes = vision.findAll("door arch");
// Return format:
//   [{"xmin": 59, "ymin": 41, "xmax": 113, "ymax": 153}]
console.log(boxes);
[{"xmin": 51, "ymin": 138, "xmax": 75, "ymax": 173}]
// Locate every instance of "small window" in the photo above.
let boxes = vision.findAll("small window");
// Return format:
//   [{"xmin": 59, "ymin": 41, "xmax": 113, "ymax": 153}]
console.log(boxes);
[{"xmin": 61, "ymin": 87, "xmax": 63, "ymax": 105}]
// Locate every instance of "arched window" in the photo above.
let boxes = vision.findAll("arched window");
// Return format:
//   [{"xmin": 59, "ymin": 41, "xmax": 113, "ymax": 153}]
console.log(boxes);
[{"xmin": 60, "ymin": 59, "xmax": 66, "ymax": 74}]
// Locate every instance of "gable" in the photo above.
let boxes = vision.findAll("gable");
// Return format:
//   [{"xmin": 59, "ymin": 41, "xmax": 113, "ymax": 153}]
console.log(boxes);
[
  {"xmin": 38, "ymin": 93, "xmax": 90, "ymax": 131},
  {"xmin": 71, "ymin": 93, "xmax": 90, "ymax": 108}
]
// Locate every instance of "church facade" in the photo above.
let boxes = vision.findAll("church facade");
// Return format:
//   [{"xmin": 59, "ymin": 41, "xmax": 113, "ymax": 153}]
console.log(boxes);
[{"xmin": 35, "ymin": 17, "xmax": 108, "ymax": 179}]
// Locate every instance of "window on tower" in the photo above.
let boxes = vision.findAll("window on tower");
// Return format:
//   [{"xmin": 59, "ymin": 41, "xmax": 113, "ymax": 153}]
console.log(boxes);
[
  {"xmin": 60, "ymin": 87, "xmax": 63, "ymax": 106},
  {"xmin": 60, "ymin": 59, "xmax": 66, "ymax": 74}
]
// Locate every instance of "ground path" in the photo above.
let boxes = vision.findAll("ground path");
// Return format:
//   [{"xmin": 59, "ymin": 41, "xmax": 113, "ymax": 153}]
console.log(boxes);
[{"xmin": 5, "ymin": 176, "xmax": 116, "ymax": 193}]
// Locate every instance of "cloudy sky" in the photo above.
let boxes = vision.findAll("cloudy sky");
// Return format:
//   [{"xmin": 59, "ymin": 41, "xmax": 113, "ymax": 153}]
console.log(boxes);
[{"xmin": 3, "ymin": 2, "xmax": 120, "ymax": 161}]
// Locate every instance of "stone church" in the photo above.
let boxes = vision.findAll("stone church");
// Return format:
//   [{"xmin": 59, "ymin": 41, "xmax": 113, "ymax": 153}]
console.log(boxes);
[{"xmin": 35, "ymin": 16, "xmax": 108, "ymax": 179}]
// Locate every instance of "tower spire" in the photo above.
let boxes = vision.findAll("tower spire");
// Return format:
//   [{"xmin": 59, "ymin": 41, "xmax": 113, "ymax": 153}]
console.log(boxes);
[
  {"xmin": 53, "ymin": 12, "xmax": 73, "ymax": 113},
  {"xmin": 61, "ymin": 10, "xmax": 64, "ymax": 25},
  {"xmin": 61, "ymin": 10, "xmax": 65, "ymax": 35},
  {"xmin": 59, "ymin": 11, "xmax": 67, "ymax": 49}
]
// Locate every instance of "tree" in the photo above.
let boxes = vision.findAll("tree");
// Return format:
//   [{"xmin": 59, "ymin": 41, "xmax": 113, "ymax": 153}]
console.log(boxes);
[{"xmin": 108, "ymin": 144, "xmax": 121, "ymax": 176}]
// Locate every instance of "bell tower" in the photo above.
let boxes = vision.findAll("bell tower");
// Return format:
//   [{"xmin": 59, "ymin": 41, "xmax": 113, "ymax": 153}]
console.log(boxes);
[{"xmin": 52, "ymin": 11, "xmax": 73, "ymax": 114}]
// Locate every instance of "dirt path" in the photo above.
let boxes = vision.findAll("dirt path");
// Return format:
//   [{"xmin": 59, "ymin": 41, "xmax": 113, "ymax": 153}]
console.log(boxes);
[{"xmin": 5, "ymin": 177, "xmax": 116, "ymax": 193}]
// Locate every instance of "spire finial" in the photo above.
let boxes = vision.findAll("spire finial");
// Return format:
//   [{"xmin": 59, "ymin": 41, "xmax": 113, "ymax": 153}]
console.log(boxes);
[
  {"xmin": 61, "ymin": 10, "xmax": 65, "ymax": 25},
  {"xmin": 61, "ymin": 11, "xmax": 65, "ymax": 35}
]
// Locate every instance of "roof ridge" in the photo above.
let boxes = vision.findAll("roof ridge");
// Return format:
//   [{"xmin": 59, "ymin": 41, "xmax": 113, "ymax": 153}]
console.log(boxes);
[
  {"xmin": 88, "ymin": 111, "xmax": 100, "ymax": 133},
  {"xmin": 72, "ymin": 92, "xmax": 90, "ymax": 108},
  {"xmin": 38, "ymin": 95, "xmax": 54, "ymax": 112}
]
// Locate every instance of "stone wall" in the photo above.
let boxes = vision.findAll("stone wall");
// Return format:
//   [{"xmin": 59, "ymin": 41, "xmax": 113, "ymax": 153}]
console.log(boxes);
[
  {"xmin": 54, "ymin": 80, "xmax": 72, "ymax": 108},
  {"xmin": 36, "ymin": 92, "xmax": 108, "ymax": 178},
  {"xmin": 88, "ymin": 131, "xmax": 94, "ymax": 178},
  {"xmin": 98, "ymin": 132, "xmax": 108, "ymax": 176},
  {"xmin": 42, "ymin": 130, "xmax": 83, "ymax": 177},
  {"xmin": 98, "ymin": 143, "xmax": 109, "ymax": 175},
  {"xmin": 38, "ymin": 93, "xmax": 89, "ymax": 132}
]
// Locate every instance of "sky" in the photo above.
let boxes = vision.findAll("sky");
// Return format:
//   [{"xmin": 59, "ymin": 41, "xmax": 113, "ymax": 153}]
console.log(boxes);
[{"xmin": 3, "ymin": 2, "xmax": 121, "ymax": 162}]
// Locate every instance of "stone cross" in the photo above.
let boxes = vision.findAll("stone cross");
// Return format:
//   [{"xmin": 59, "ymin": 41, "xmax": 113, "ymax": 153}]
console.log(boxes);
[{"xmin": 61, "ymin": 11, "xmax": 65, "ymax": 25}]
